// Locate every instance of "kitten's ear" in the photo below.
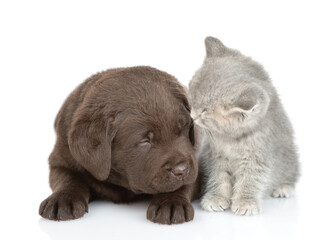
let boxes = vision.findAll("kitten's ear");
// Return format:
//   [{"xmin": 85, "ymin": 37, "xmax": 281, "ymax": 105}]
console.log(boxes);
[
  {"xmin": 205, "ymin": 36, "xmax": 226, "ymax": 58},
  {"xmin": 230, "ymin": 85, "xmax": 270, "ymax": 116}
]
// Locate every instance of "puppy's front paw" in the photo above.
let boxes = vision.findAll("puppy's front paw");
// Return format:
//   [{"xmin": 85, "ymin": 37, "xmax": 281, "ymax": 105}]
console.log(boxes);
[
  {"xmin": 39, "ymin": 191, "xmax": 88, "ymax": 221},
  {"xmin": 147, "ymin": 194, "xmax": 194, "ymax": 224},
  {"xmin": 201, "ymin": 194, "xmax": 230, "ymax": 212},
  {"xmin": 231, "ymin": 199, "xmax": 260, "ymax": 216}
]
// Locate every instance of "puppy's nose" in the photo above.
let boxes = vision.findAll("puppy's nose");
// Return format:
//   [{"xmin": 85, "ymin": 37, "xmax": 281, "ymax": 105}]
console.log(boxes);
[{"xmin": 171, "ymin": 163, "xmax": 189, "ymax": 179}]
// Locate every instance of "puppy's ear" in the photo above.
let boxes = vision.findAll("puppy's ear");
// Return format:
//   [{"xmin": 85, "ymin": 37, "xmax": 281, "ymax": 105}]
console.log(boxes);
[
  {"xmin": 68, "ymin": 106, "xmax": 116, "ymax": 181},
  {"xmin": 181, "ymin": 96, "xmax": 195, "ymax": 146},
  {"xmin": 168, "ymin": 82, "xmax": 195, "ymax": 146},
  {"xmin": 189, "ymin": 120, "xmax": 195, "ymax": 146}
]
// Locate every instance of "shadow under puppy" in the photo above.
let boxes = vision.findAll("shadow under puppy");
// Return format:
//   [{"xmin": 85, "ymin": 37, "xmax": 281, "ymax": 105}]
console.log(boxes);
[{"xmin": 39, "ymin": 66, "xmax": 200, "ymax": 224}]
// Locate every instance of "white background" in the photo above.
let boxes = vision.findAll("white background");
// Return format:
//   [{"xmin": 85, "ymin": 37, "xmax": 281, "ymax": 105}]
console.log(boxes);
[{"xmin": 1, "ymin": 1, "xmax": 332, "ymax": 239}]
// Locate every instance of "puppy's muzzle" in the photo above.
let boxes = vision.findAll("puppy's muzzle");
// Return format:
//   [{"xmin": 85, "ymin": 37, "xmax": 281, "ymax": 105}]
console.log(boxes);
[{"xmin": 166, "ymin": 162, "xmax": 190, "ymax": 180}]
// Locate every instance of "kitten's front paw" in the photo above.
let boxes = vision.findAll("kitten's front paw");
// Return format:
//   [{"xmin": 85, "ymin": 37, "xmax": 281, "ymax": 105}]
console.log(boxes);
[
  {"xmin": 231, "ymin": 199, "xmax": 260, "ymax": 216},
  {"xmin": 201, "ymin": 194, "xmax": 231, "ymax": 212},
  {"xmin": 272, "ymin": 184, "xmax": 294, "ymax": 198}
]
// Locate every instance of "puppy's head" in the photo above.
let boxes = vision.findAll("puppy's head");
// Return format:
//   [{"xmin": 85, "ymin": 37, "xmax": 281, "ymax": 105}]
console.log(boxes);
[{"xmin": 68, "ymin": 67, "xmax": 197, "ymax": 194}]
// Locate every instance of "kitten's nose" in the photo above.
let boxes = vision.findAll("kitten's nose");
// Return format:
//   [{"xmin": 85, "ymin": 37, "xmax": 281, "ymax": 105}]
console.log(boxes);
[
  {"xmin": 171, "ymin": 163, "xmax": 189, "ymax": 180},
  {"xmin": 191, "ymin": 112, "xmax": 200, "ymax": 121},
  {"xmin": 190, "ymin": 112, "xmax": 198, "ymax": 120},
  {"xmin": 191, "ymin": 108, "xmax": 206, "ymax": 121}
]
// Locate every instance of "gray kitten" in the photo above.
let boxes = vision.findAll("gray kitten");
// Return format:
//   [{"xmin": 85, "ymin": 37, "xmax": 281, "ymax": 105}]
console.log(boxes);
[{"xmin": 189, "ymin": 37, "xmax": 299, "ymax": 215}]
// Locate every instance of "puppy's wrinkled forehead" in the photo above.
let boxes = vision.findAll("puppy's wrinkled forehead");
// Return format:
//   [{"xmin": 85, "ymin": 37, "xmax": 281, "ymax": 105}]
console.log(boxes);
[
  {"xmin": 112, "ymin": 71, "xmax": 191, "ymax": 142},
  {"xmin": 117, "ymin": 101, "xmax": 190, "ymax": 142}
]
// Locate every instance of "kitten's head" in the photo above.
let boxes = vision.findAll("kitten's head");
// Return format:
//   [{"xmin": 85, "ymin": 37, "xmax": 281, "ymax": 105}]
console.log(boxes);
[{"xmin": 189, "ymin": 37, "xmax": 270, "ymax": 138}]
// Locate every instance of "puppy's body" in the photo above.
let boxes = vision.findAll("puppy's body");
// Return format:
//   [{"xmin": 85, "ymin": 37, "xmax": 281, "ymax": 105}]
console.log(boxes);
[
  {"xmin": 40, "ymin": 67, "xmax": 199, "ymax": 224},
  {"xmin": 189, "ymin": 37, "xmax": 299, "ymax": 215}
]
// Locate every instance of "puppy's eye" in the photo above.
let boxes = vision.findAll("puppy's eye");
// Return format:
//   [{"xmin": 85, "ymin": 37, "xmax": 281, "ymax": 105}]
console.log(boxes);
[
  {"xmin": 179, "ymin": 118, "xmax": 189, "ymax": 129},
  {"xmin": 137, "ymin": 132, "xmax": 153, "ymax": 147},
  {"xmin": 138, "ymin": 138, "xmax": 150, "ymax": 146}
]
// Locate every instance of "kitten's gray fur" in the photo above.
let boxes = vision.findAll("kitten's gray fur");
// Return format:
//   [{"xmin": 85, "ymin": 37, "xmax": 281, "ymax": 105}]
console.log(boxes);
[{"xmin": 189, "ymin": 37, "xmax": 300, "ymax": 215}]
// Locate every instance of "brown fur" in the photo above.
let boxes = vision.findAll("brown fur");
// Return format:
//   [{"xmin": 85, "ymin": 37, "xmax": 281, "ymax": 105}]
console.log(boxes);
[{"xmin": 39, "ymin": 66, "xmax": 200, "ymax": 224}]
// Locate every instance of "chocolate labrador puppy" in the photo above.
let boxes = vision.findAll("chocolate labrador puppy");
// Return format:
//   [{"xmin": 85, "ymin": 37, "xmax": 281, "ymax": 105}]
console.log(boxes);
[{"xmin": 39, "ymin": 66, "xmax": 200, "ymax": 224}]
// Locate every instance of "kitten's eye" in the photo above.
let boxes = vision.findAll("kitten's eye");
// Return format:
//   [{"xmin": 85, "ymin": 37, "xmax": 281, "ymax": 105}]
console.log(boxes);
[{"xmin": 200, "ymin": 108, "xmax": 208, "ymax": 118}]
